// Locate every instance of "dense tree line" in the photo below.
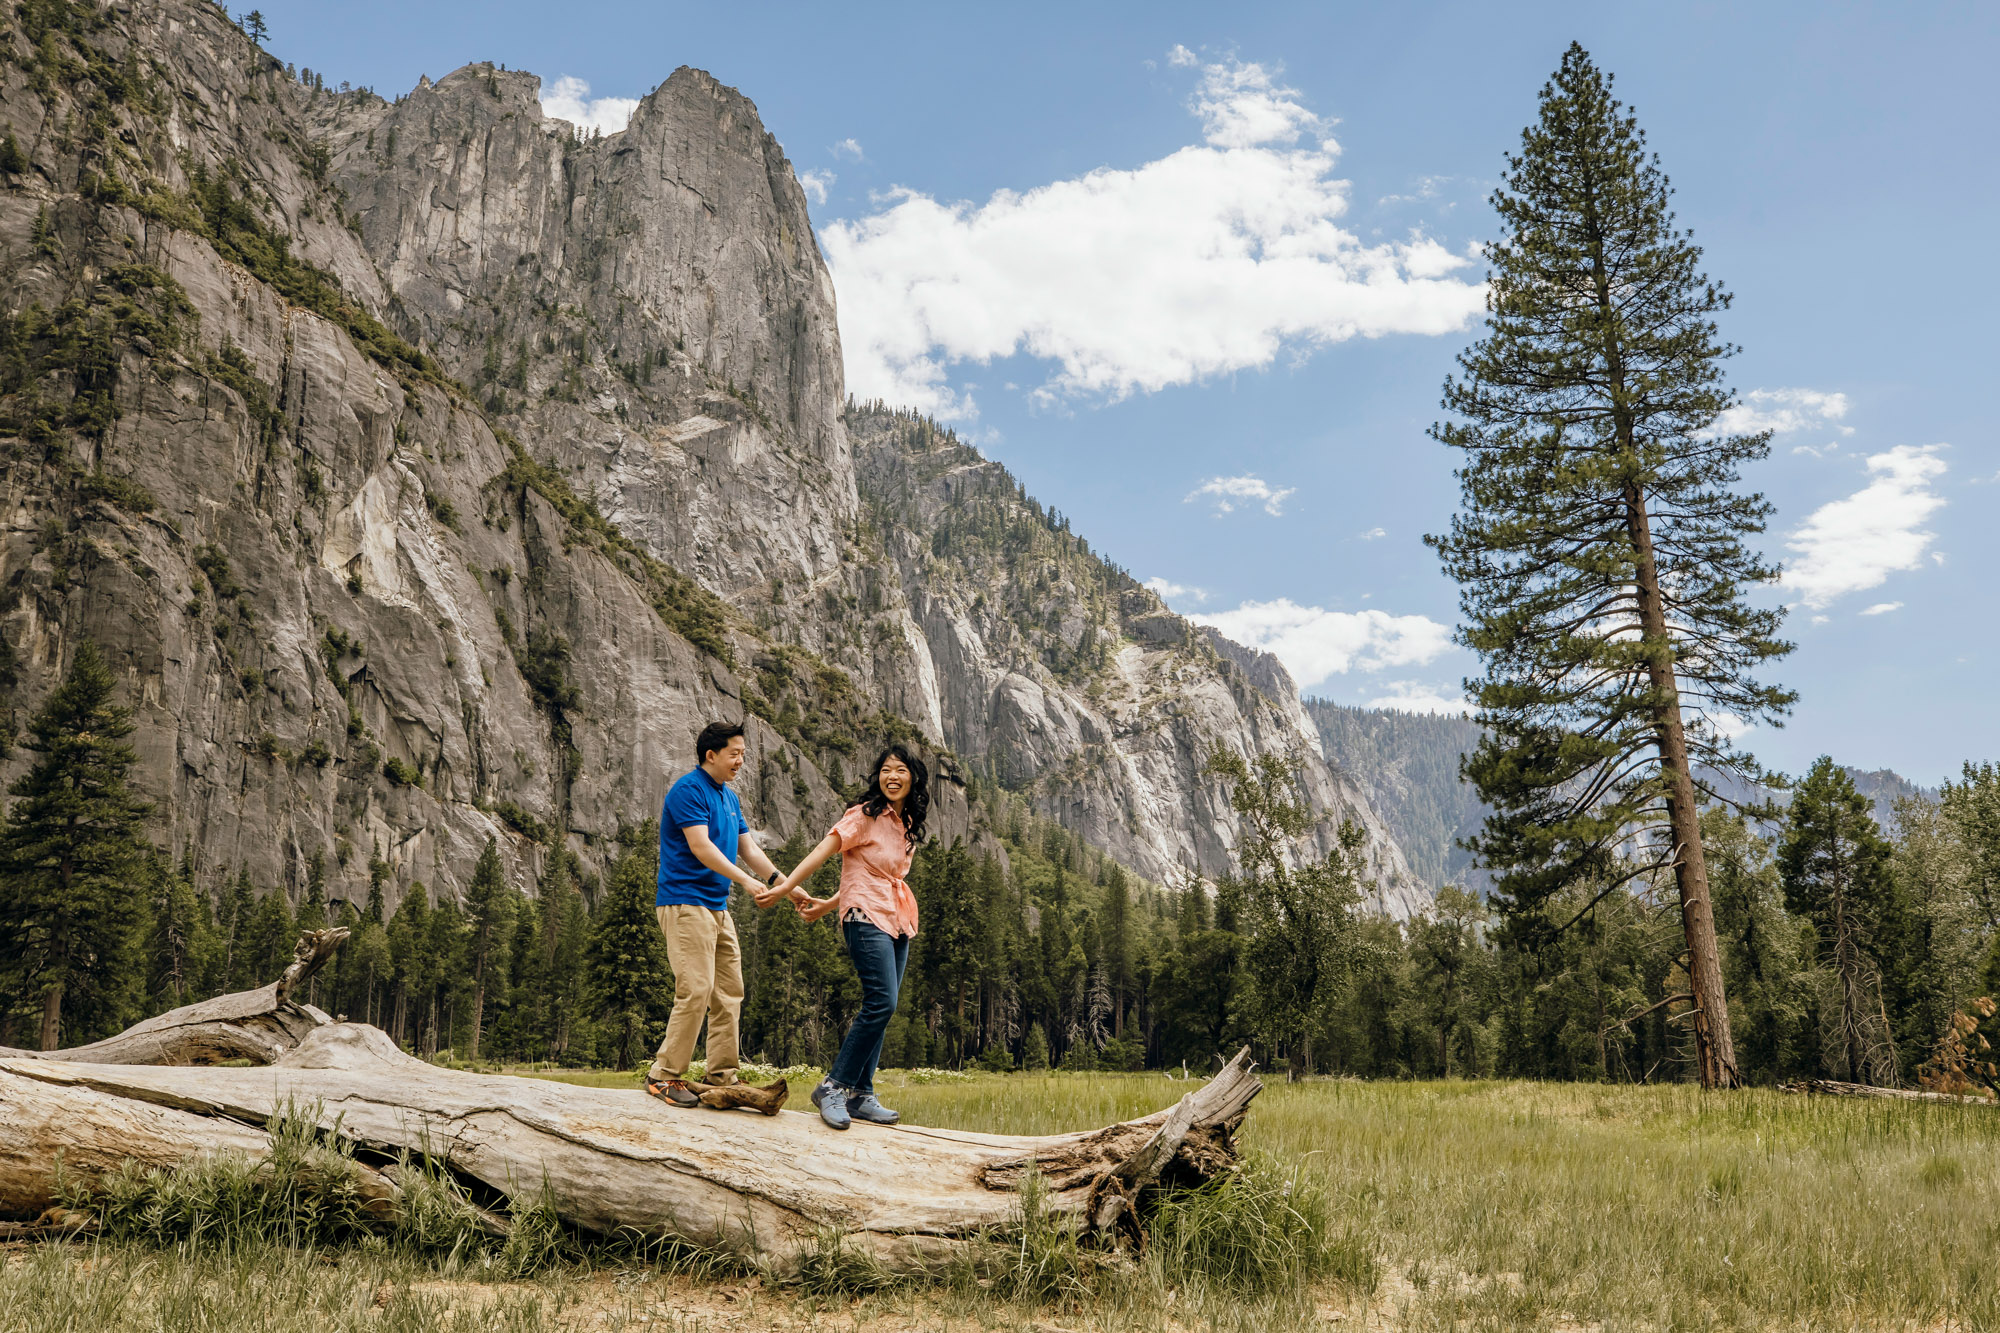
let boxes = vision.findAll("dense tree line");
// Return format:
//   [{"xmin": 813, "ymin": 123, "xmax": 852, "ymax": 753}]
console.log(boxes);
[{"xmin": 3, "ymin": 646, "xmax": 1996, "ymax": 1094}]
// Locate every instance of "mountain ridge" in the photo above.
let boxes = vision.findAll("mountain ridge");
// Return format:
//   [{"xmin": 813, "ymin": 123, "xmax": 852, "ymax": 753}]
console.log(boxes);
[{"xmin": 0, "ymin": 3, "xmax": 1429, "ymax": 916}]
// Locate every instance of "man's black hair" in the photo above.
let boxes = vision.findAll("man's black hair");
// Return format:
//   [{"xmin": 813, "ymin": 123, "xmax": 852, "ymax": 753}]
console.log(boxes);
[{"xmin": 695, "ymin": 720, "xmax": 746, "ymax": 765}]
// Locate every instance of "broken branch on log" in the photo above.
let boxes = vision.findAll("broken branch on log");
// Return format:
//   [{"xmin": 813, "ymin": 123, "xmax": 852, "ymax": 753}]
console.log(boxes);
[{"xmin": 0, "ymin": 928, "xmax": 350, "ymax": 1066}]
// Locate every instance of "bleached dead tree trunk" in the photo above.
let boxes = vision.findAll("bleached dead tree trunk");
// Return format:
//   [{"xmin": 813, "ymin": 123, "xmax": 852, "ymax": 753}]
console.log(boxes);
[{"xmin": 0, "ymin": 932, "xmax": 1263, "ymax": 1271}]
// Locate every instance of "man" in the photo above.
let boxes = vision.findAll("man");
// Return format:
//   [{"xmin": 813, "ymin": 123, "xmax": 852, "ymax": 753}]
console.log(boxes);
[{"xmin": 645, "ymin": 720, "xmax": 787, "ymax": 1111}]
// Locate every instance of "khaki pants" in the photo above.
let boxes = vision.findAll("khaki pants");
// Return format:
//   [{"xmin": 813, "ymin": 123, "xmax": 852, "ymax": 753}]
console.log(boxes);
[{"xmin": 648, "ymin": 905, "xmax": 743, "ymax": 1083}]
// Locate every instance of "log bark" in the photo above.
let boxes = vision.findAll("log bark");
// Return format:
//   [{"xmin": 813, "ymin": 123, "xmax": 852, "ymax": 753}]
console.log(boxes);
[
  {"xmin": 0, "ymin": 1026, "xmax": 1261, "ymax": 1270},
  {"xmin": 0, "ymin": 932, "xmax": 1264, "ymax": 1272},
  {"xmin": 1778, "ymin": 1078, "xmax": 1998, "ymax": 1106},
  {"xmin": 0, "ymin": 928, "xmax": 350, "ymax": 1066}
]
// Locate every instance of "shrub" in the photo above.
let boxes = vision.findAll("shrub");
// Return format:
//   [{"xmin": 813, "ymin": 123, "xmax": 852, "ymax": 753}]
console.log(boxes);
[
  {"xmin": 382, "ymin": 756, "xmax": 422, "ymax": 788},
  {"xmin": 492, "ymin": 799, "xmax": 549, "ymax": 843},
  {"xmin": 76, "ymin": 468, "xmax": 155, "ymax": 512},
  {"xmin": 1144, "ymin": 1153, "xmax": 1360, "ymax": 1297}
]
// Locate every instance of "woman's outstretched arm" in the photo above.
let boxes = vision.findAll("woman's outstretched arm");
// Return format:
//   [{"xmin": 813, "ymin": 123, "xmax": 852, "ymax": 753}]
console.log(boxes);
[{"xmin": 755, "ymin": 830, "xmax": 841, "ymax": 908}]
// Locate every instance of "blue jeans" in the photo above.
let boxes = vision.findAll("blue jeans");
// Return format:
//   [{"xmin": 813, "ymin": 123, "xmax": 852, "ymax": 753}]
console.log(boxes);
[{"xmin": 830, "ymin": 919, "xmax": 909, "ymax": 1095}]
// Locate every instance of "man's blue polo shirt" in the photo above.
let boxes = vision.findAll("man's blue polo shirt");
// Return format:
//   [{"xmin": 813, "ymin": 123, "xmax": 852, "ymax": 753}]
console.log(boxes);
[{"xmin": 657, "ymin": 767, "xmax": 744, "ymax": 911}]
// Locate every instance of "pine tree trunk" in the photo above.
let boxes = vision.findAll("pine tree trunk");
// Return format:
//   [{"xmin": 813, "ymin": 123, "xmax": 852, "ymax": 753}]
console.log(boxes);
[
  {"xmin": 1585, "ymin": 170, "xmax": 1739, "ymax": 1088},
  {"xmin": 469, "ymin": 982, "xmax": 484, "ymax": 1062},
  {"xmin": 1624, "ymin": 486, "xmax": 1740, "ymax": 1088},
  {"xmin": 38, "ymin": 984, "xmax": 61, "ymax": 1052},
  {"xmin": 1833, "ymin": 885, "xmax": 1868, "ymax": 1082}
]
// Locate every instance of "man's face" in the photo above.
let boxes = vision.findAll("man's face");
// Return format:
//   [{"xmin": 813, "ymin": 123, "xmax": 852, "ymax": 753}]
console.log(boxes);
[{"xmin": 704, "ymin": 736, "xmax": 747, "ymax": 783}]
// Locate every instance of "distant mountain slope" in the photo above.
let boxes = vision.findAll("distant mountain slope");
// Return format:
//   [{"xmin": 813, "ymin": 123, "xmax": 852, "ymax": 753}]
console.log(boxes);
[
  {"xmin": 1305, "ymin": 701, "xmax": 1485, "ymax": 888},
  {"xmin": 846, "ymin": 407, "xmax": 1431, "ymax": 915},
  {"xmin": 1305, "ymin": 699, "xmax": 1936, "ymax": 890}
]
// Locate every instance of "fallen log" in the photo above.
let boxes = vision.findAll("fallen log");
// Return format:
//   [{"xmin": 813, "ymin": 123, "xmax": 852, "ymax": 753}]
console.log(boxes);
[
  {"xmin": 0, "ymin": 928, "xmax": 349, "ymax": 1065},
  {"xmin": 1, "ymin": 1026, "xmax": 1261, "ymax": 1271},
  {"xmin": 0, "ymin": 932, "xmax": 1264, "ymax": 1272},
  {"xmin": 1778, "ymin": 1078, "xmax": 1998, "ymax": 1106}
]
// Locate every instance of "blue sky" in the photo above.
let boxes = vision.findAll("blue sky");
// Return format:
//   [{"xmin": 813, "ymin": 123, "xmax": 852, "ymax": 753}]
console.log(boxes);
[{"xmin": 256, "ymin": 2, "xmax": 1997, "ymax": 786}]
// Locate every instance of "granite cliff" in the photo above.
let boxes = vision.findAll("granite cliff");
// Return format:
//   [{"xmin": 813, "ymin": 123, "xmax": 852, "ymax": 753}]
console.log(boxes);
[{"xmin": 0, "ymin": 0, "xmax": 1426, "ymax": 914}]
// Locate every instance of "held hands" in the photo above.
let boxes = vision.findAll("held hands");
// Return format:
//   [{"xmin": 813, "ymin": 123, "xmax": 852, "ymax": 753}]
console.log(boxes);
[
  {"xmin": 750, "ymin": 871, "xmax": 837, "ymax": 922},
  {"xmin": 793, "ymin": 891, "xmax": 839, "ymax": 923}
]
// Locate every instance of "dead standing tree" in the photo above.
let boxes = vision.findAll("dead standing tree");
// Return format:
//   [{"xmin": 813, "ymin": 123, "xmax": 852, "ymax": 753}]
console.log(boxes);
[{"xmin": 0, "ymin": 931, "xmax": 1262, "ymax": 1270}]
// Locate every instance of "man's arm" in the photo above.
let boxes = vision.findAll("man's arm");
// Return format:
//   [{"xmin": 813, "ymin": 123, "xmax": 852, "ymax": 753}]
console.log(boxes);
[
  {"xmin": 736, "ymin": 832, "xmax": 780, "ymax": 886},
  {"xmin": 682, "ymin": 825, "xmax": 765, "ymax": 894}
]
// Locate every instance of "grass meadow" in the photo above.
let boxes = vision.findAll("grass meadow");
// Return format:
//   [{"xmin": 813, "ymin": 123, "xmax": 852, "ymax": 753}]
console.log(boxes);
[{"xmin": 5, "ymin": 1070, "xmax": 1999, "ymax": 1332}]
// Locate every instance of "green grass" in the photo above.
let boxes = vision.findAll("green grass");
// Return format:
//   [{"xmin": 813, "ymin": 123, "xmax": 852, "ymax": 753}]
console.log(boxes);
[
  {"xmin": 896, "ymin": 1072, "xmax": 2000, "ymax": 1329},
  {"xmin": 10, "ymin": 1073, "xmax": 2000, "ymax": 1330}
]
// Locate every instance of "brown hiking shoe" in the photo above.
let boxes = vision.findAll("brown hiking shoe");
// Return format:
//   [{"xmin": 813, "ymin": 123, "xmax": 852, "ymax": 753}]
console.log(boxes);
[
  {"xmin": 644, "ymin": 1073, "xmax": 700, "ymax": 1108},
  {"xmin": 697, "ymin": 1077, "xmax": 790, "ymax": 1116}
]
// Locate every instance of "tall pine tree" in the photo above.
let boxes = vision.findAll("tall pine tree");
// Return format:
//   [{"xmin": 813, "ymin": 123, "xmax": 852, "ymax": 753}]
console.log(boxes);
[
  {"xmin": 586, "ymin": 823, "xmax": 672, "ymax": 1070},
  {"xmin": 0, "ymin": 641, "xmax": 152, "ymax": 1049},
  {"xmin": 463, "ymin": 837, "xmax": 510, "ymax": 1061},
  {"xmin": 1427, "ymin": 44, "xmax": 1794, "ymax": 1087},
  {"xmin": 1779, "ymin": 758, "xmax": 1900, "ymax": 1085}
]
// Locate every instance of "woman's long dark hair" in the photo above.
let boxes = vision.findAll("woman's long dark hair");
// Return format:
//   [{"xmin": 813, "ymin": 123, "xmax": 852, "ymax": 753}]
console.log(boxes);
[{"xmin": 853, "ymin": 744, "xmax": 929, "ymax": 849}]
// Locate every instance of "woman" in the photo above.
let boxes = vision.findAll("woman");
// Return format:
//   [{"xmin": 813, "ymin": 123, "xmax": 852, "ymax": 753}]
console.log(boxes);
[{"xmin": 758, "ymin": 744, "xmax": 927, "ymax": 1130}]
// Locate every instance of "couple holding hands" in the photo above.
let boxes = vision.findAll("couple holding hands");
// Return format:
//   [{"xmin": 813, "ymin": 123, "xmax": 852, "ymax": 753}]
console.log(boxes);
[{"xmin": 643, "ymin": 721, "xmax": 928, "ymax": 1131}]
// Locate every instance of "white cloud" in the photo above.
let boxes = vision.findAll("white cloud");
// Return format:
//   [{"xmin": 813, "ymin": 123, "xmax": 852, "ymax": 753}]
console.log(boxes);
[
  {"xmin": 1859, "ymin": 601, "xmax": 1903, "ymax": 616},
  {"xmin": 1377, "ymin": 175, "xmax": 1450, "ymax": 206},
  {"xmin": 1365, "ymin": 680, "xmax": 1468, "ymax": 714},
  {"xmin": 1186, "ymin": 474, "xmax": 1295, "ymax": 516},
  {"xmin": 539, "ymin": 76, "xmax": 638, "ymax": 137},
  {"xmin": 1810, "ymin": 615, "xmax": 1830, "ymax": 625},
  {"xmin": 1782, "ymin": 444, "xmax": 1948, "ymax": 609},
  {"xmin": 821, "ymin": 55, "xmax": 1485, "ymax": 417},
  {"xmin": 1191, "ymin": 599, "xmax": 1453, "ymax": 692},
  {"xmin": 1715, "ymin": 387, "xmax": 1853, "ymax": 438},
  {"xmin": 1358, "ymin": 526, "xmax": 1386, "ymax": 540},
  {"xmin": 1144, "ymin": 575, "xmax": 1207, "ymax": 605},
  {"xmin": 1190, "ymin": 56, "xmax": 1322, "ymax": 149},
  {"xmin": 1166, "ymin": 44, "xmax": 1199, "ymax": 68},
  {"xmin": 799, "ymin": 169, "xmax": 835, "ymax": 206},
  {"xmin": 833, "ymin": 137, "xmax": 864, "ymax": 160}
]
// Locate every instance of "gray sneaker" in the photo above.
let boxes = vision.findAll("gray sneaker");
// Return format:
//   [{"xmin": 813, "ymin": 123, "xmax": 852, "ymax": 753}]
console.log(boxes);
[
  {"xmin": 847, "ymin": 1093, "xmax": 899, "ymax": 1125},
  {"xmin": 811, "ymin": 1078, "xmax": 851, "ymax": 1131}
]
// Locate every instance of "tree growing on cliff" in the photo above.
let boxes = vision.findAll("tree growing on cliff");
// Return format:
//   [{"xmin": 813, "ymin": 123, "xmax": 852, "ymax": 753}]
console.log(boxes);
[
  {"xmin": 1427, "ymin": 44, "xmax": 1794, "ymax": 1087},
  {"xmin": 0, "ymin": 641, "xmax": 153, "ymax": 1049}
]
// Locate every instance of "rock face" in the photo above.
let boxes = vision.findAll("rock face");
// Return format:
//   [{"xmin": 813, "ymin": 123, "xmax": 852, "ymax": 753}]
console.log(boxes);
[
  {"xmin": 312, "ymin": 63, "xmax": 852, "ymax": 605},
  {"xmin": 0, "ymin": 1, "xmax": 1426, "ymax": 915},
  {"xmin": 843, "ymin": 410, "xmax": 1428, "ymax": 915}
]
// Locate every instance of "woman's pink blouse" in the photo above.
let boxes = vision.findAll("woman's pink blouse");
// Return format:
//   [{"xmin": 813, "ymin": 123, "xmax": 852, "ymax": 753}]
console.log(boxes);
[{"xmin": 829, "ymin": 805, "xmax": 919, "ymax": 938}]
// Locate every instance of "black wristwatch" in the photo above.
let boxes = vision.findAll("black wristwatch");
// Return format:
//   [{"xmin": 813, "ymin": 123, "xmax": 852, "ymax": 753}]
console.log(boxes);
[{"xmin": 765, "ymin": 871, "xmax": 782, "ymax": 888}]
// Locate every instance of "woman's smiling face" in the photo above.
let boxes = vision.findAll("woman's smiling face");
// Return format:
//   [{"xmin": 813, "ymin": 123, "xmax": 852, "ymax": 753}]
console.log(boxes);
[{"xmin": 878, "ymin": 756, "xmax": 912, "ymax": 801}]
